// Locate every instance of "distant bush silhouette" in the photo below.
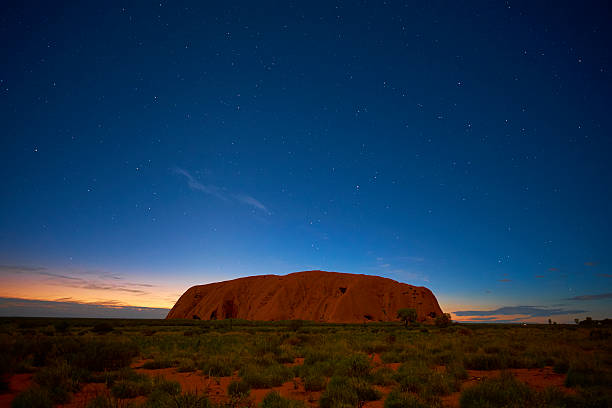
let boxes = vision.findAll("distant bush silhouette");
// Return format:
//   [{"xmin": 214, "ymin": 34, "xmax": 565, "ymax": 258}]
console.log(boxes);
[
  {"xmin": 435, "ymin": 313, "xmax": 452, "ymax": 328},
  {"xmin": 91, "ymin": 322, "xmax": 113, "ymax": 334}
]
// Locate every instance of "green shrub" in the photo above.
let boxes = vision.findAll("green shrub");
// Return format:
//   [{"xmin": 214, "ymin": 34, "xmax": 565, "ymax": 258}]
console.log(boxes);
[
  {"xmin": 240, "ymin": 364, "xmax": 292, "ymax": 388},
  {"xmin": 11, "ymin": 386, "xmax": 53, "ymax": 408},
  {"xmin": 319, "ymin": 376, "xmax": 359, "ymax": 408},
  {"xmin": 228, "ymin": 380, "xmax": 251, "ymax": 398},
  {"xmin": 177, "ymin": 358, "xmax": 197, "ymax": 372},
  {"xmin": 86, "ymin": 395, "xmax": 119, "ymax": 408},
  {"xmin": 463, "ymin": 353, "xmax": 503, "ymax": 370},
  {"xmin": 260, "ymin": 391, "xmax": 306, "ymax": 408},
  {"xmin": 71, "ymin": 338, "xmax": 138, "ymax": 371},
  {"xmin": 33, "ymin": 361, "xmax": 83, "ymax": 403},
  {"xmin": 384, "ymin": 390, "xmax": 427, "ymax": 408},
  {"xmin": 111, "ymin": 374, "xmax": 153, "ymax": 398},
  {"xmin": 372, "ymin": 367, "xmax": 395, "ymax": 386},
  {"xmin": 339, "ymin": 354, "xmax": 371, "ymax": 378},
  {"xmin": 143, "ymin": 359, "xmax": 175, "ymax": 369},
  {"xmin": 146, "ymin": 392, "xmax": 216, "ymax": 408},
  {"xmin": 303, "ymin": 374, "xmax": 326, "ymax": 391},
  {"xmin": 200, "ymin": 355, "xmax": 236, "ymax": 377},
  {"xmin": 153, "ymin": 376, "xmax": 181, "ymax": 396},
  {"xmin": 319, "ymin": 376, "xmax": 380, "ymax": 408},
  {"xmin": 459, "ymin": 371, "xmax": 533, "ymax": 407}
]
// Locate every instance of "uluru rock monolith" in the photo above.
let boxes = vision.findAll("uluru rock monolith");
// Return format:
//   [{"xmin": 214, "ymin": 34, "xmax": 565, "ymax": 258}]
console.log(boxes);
[{"xmin": 167, "ymin": 270, "xmax": 443, "ymax": 323}]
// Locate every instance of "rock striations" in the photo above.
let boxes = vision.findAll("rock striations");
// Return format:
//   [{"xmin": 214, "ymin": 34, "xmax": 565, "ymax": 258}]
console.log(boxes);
[{"xmin": 167, "ymin": 271, "xmax": 443, "ymax": 323}]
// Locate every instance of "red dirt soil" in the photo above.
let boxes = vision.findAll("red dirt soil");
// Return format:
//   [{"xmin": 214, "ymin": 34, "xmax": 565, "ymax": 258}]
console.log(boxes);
[
  {"xmin": 0, "ymin": 373, "xmax": 32, "ymax": 408},
  {"xmin": 167, "ymin": 270, "xmax": 444, "ymax": 323}
]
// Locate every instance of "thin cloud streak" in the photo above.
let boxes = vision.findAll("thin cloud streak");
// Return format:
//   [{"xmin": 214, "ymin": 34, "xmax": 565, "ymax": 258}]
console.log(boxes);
[
  {"xmin": 174, "ymin": 167, "xmax": 269, "ymax": 213},
  {"xmin": 233, "ymin": 193, "xmax": 269, "ymax": 212},
  {"xmin": 566, "ymin": 293, "xmax": 612, "ymax": 301},
  {"xmin": 453, "ymin": 305, "xmax": 587, "ymax": 319},
  {"xmin": 0, "ymin": 264, "xmax": 156, "ymax": 295}
]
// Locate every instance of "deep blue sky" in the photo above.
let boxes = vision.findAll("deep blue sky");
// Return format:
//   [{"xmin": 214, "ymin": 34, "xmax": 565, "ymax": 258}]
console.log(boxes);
[{"xmin": 1, "ymin": 1, "xmax": 611, "ymax": 321}]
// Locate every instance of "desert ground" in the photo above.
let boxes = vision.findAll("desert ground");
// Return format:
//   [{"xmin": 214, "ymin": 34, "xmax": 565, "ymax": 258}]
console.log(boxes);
[{"xmin": 1, "ymin": 318, "xmax": 610, "ymax": 408}]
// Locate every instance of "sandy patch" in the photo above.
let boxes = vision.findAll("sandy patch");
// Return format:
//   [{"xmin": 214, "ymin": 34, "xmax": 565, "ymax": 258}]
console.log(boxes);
[{"xmin": 0, "ymin": 373, "xmax": 32, "ymax": 408}]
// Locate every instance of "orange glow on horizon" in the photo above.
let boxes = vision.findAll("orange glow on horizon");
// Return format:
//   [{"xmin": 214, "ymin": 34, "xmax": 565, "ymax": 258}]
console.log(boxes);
[{"xmin": 0, "ymin": 273, "xmax": 183, "ymax": 309}]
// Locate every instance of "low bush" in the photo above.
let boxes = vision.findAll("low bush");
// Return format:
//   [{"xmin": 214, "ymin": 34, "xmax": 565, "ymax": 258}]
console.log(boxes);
[
  {"xmin": 260, "ymin": 391, "xmax": 306, "ymax": 408},
  {"xmin": 145, "ymin": 391, "xmax": 217, "ymax": 408},
  {"xmin": 33, "ymin": 361, "xmax": 83, "ymax": 404},
  {"xmin": 459, "ymin": 371, "xmax": 533, "ymax": 407},
  {"xmin": 303, "ymin": 374, "xmax": 326, "ymax": 391},
  {"xmin": 240, "ymin": 364, "xmax": 293, "ymax": 389},
  {"xmin": 384, "ymin": 390, "xmax": 427, "ymax": 408},
  {"xmin": 86, "ymin": 395, "xmax": 119, "ymax": 408},
  {"xmin": 339, "ymin": 354, "xmax": 372, "ymax": 378},
  {"xmin": 71, "ymin": 338, "xmax": 138, "ymax": 371},
  {"xmin": 11, "ymin": 386, "xmax": 53, "ymax": 408},
  {"xmin": 177, "ymin": 358, "xmax": 197, "ymax": 372},
  {"xmin": 110, "ymin": 372, "xmax": 153, "ymax": 399},
  {"xmin": 372, "ymin": 367, "xmax": 396, "ymax": 386},
  {"xmin": 200, "ymin": 355, "xmax": 236, "ymax": 377},
  {"xmin": 319, "ymin": 376, "xmax": 380, "ymax": 408},
  {"xmin": 463, "ymin": 353, "xmax": 503, "ymax": 370},
  {"xmin": 143, "ymin": 359, "xmax": 176, "ymax": 369},
  {"xmin": 228, "ymin": 380, "xmax": 251, "ymax": 398}
]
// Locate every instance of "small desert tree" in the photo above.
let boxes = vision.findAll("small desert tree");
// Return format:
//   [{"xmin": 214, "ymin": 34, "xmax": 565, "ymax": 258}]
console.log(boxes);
[
  {"xmin": 435, "ymin": 313, "xmax": 452, "ymax": 328},
  {"xmin": 397, "ymin": 308, "xmax": 417, "ymax": 328}
]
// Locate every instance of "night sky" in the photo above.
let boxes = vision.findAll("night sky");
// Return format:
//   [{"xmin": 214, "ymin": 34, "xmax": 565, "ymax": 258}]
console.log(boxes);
[{"xmin": 1, "ymin": 1, "xmax": 611, "ymax": 322}]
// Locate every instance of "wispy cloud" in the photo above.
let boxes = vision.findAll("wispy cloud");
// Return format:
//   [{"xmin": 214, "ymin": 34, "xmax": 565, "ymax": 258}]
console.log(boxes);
[
  {"xmin": 233, "ymin": 194, "xmax": 268, "ymax": 212},
  {"xmin": 453, "ymin": 305, "xmax": 587, "ymax": 319},
  {"xmin": 0, "ymin": 264, "xmax": 46, "ymax": 273},
  {"xmin": 173, "ymin": 168, "xmax": 228, "ymax": 201},
  {"xmin": 371, "ymin": 256, "xmax": 427, "ymax": 281},
  {"xmin": 566, "ymin": 293, "xmax": 612, "ymax": 301},
  {"xmin": 0, "ymin": 264, "xmax": 155, "ymax": 296},
  {"xmin": 595, "ymin": 273, "xmax": 612, "ymax": 278},
  {"xmin": 174, "ymin": 167, "xmax": 269, "ymax": 213},
  {"xmin": 498, "ymin": 279, "xmax": 511, "ymax": 282}
]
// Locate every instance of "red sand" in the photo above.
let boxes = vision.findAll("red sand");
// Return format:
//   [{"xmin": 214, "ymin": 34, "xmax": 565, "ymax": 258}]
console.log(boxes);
[
  {"xmin": 167, "ymin": 270, "xmax": 444, "ymax": 323},
  {"xmin": 0, "ymin": 373, "xmax": 32, "ymax": 408}
]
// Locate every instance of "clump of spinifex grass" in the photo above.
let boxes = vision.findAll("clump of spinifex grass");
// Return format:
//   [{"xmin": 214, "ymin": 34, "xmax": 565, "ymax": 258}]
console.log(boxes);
[
  {"xmin": 239, "ymin": 363, "xmax": 293, "ymax": 388},
  {"xmin": 319, "ymin": 376, "xmax": 381, "ymax": 408},
  {"xmin": 384, "ymin": 389, "xmax": 433, "ymax": 408},
  {"xmin": 11, "ymin": 386, "xmax": 54, "ymax": 408},
  {"xmin": 142, "ymin": 358, "xmax": 177, "ymax": 369},
  {"xmin": 459, "ymin": 370, "xmax": 586, "ymax": 408},
  {"xmin": 392, "ymin": 360, "xmax": 458, "ymax": 397},
  {"xmin": 261, "ymin": 391, "xmax": 306, "ymax": 408}
]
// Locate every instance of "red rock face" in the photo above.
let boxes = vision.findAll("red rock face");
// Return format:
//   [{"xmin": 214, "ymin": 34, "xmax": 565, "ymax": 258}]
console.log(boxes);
[{"xmin": 166, "ymin": 270, "xmax": 444, "ymax": 323}]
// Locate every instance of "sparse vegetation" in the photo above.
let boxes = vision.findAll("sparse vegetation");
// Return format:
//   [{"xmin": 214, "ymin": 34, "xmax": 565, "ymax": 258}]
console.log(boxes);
[{"xmin": 0, "ymin": 317, "xmax": 610, "ymax": 407}]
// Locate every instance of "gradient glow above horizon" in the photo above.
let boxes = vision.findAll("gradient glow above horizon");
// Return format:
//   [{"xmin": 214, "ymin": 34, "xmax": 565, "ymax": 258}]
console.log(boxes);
[{"xmin": 1, "ymin": 1, "xmax": 611, "ymax": 322}]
